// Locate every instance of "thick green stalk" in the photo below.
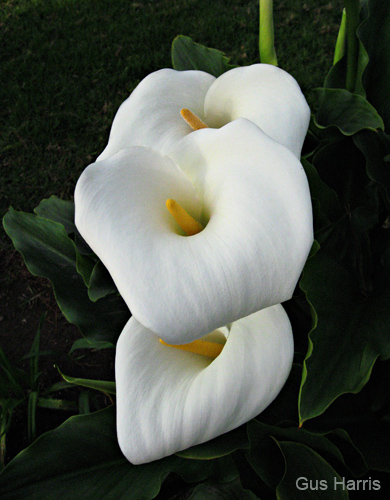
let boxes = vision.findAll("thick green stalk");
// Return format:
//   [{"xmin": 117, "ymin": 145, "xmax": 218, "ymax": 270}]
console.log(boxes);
[
  {"xmin": 344, "ymin": 0, "xmax": 360, "ymax": 92},
  {"xmin": 259, "ymin": 0, "xmax": 278, "ymax": 65}
]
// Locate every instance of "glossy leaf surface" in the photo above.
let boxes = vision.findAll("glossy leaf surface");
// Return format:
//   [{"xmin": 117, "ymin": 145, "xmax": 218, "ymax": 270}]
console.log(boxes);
[
  {"xmin": 172, "ymin": 35, "xmax": 234, "ymax": 77},
  {"xmin": 3, "ymin": 208, "xmax": 129, "ymax": 345},
  {"xmin": 0, "ymin": 407, "xmax": 238, "ymax": 500}
]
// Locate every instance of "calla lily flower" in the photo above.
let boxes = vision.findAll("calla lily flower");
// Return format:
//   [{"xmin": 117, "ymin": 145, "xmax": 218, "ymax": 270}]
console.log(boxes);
[
  {"xmin": 116, "ymin": 304, "xmax": 294, "ymax": 464},
  {"xmin": 75, "ymin": 119, "xmax": 313, "ymax": 344},
  {"xmin": 97, "ymin": 64, "xmax": 310, "ymax": 160}
]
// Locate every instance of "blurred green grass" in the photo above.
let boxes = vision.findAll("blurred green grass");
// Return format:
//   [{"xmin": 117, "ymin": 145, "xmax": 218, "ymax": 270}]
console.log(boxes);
[{"xmin": 1, "ymin": 0, "xmax": 343, "ymax": 223}]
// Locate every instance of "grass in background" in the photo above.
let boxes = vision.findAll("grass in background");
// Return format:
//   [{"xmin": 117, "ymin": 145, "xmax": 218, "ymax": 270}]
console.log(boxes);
[{"xmin": 1, "ymin": 0, "xmax": 343, "ymax": 219}]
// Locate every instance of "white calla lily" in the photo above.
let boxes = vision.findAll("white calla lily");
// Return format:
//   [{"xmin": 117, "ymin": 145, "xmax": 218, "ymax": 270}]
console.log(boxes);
[
  {"xmin": 75, "ymin": 119, "xmax": 313, "ymax": 344},
  {"xmin": 98, "ymin": 64, "xmax": 310, "ymax": 161},
  {"xmin": 116, "ymin": 304, "xmax": 294, "ymax": 465}
]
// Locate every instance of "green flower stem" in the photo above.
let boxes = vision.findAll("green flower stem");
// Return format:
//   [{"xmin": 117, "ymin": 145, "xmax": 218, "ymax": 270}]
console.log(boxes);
[
  {"xmin": 259, "ymin": 0, "xmax": 278, "ymax": 66},
  {"xmin": 344, "ymin": 0, "xmax": 360, "ymax": 92},
  {"xmin": 333, "ymin": 8, "xmax": 347, "ymax": 65}
]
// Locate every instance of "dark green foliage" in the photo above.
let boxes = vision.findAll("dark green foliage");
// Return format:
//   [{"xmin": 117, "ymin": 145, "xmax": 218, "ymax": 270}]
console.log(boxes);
[{"xmin": 3, "ymin": 200, "xmax": 130, "ymax": 347}]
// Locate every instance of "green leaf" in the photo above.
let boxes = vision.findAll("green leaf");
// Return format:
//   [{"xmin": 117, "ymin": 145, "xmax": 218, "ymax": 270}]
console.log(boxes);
[
  {"xmin": 27, "ymin": 391, "xmax": 38, "ymax": 443},
  {"xmin": 246, "ymin": 419, "xmax": 366, "ymax": 488},
  {"xmin": 172, "ymin": 35, "xmax": 234, "ymax": 77},
  {"xmin": 88, "ymin": 261, "xmax": 118, "ymax": 302},
  {"xmin": 333, "ymin": 8, "xmax": 346, "ymax": 66},
  {"xmin": 359, "ymin": 0, "xmax": 390, "ymax": 130},
  {"xmin": 189, "ymin": 479, "xmax": 259, "ymax": 500},
  {"xmin": 0, "ymin": 346, "xmax": 25, "ymax": 400},
  {"xmin": 354, "ymin": 130, "xmax": 390, "ymax": 201},
  {"xmin": 34, "ymin": 195, "xmax": 76, "ymax": 235},
  {"xmin": 325, "ymin": 4, "xmax": 368, "ymax": 97},
  {"xmin": 311, "ymin": 138, "xmax": 367, "ymax": 210},
  {"xmin": 355, "ymin": 40, "xmax": 369, "ymax": 97},
  {"xmin": 299, "ymin": 246, "xmax": 390, "ymax": 423},
  {"xmin": 275, "ymin": 441, "xmax": 348, "ymax": 499},
  {"xmin": 57, "ymin": 367, "xmax": 116, "ymax": 395},
  {"xmin": 0, "ymin": 407, "xmax": 238, "ymax": 500},
  {"xmin": 3, "ymin": 208, "xmax": 130, "ymax": 345},
  {"xmin": 314, "ymin": 88, "xmax": 384, "ymax": 135},
  {"xmin": 256, "ymin": 363, "xmax": 303, "ymax": 426},
  {"xmin": 69, "ymin": 338, "xmax": 115, "ymax": 353},
  {"xmin": 322, "ymin": 428, "xmax": 367, "ymax": 477},
  {"xmin": 34, "ymin": 195, "xmax": 92, "ymax": 254},
  {"xmin": 246, "ymin": 422, "xmax": 285, "ymax": 489},
  {"xmin": 312, "ymin": 359, "xmax": 390, "ymax": 473},
  {"xmin": 301, "ymin": 158, "xmax": 340, "ymax": 227},
  {"xmin": 176, "ymin": 424, "xmax": 249, "ymax": 460},
  {"xmin": 347, "ymin": 418, "xmax": 390, "ymax": 472},
  {"xmin": 28, "ymin": 313, "xmax": 45, "ymax": 388},
  {"xmin": 76, "ymin": 252, "xmax": 96, "ymax": 286}
]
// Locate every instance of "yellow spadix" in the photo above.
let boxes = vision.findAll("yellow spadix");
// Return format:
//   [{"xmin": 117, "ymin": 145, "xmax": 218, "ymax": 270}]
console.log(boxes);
[
  {"xmin": 180, "ymin": 108, "xmax": 208, "ymax": 131},
  {"xmin": 159, "ymin": 338, "xmax": 224, "ymax": 359},
  {"xmin": 166, "ymin": 199, "xmax": 203, "ymax": 236}
]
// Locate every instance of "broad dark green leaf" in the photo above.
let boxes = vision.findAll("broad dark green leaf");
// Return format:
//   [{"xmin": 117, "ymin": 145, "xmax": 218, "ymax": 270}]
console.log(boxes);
[
  {"xmin": 247, "ymin": 419, "xmax": 365, "ymax": 488},
  {"xmin": 299, "ymin": 246, "xmax": 390, "ymax": 423},
  {"xmin": 314, "ymin": 88, "xmax": 384, "ymax": 135},
  {"xmin": 275, "ymin": 441, "xmax": 348, "ymax": 499},
  {"xmin": 246, "ymin": 422, "xmax": 285, "ymax": 489},
  {"xmin": 189, "ymin": 479, "xmax": 259, "ymax": 500},
  {"xmin": 355, "ymin": 40, "xmax": 369, "ymax": 97},
  {"xmin": 354, "ymin": 130, "xmax": 390, "ymax": 201},
  {"xmin": 76, "ymin": 251, "xmax": 96, "ymax": 286},
  {"xmin": 320, "ymin": 428, "xmax": 367, "ymax": 477},
  {"xmin": 88, "ymin": 261, "xmax": 118, "ymax": 302},
  {"xmin": 324, "ymin": 54, "xmax": 347, "ymax": 90},
  {"xmin": 0, "ymin": 407, "xmax": 238, "ymax": 500},
  {"xmin": 34, "ymin": 195, "xmax": 76, "ymax": 234},
  {"xmin": 314, "ymin": 207, "xmax": 377, "ymax": 284},
  {"xmin": 359, "ymin": 0, "xmax": 390, "ymax": 130},
  {"xmin": 347, "ymin": 419, "xmax": 390, "ymax": 473},
  {"xmin": 34, "ymin": 195, "xmax": 92, "ymax": 254},
  {"xmin": 301, "ymin": 158, "xmax": 340, "ymax": 227},
  {"xmin": 256, "ymin": 363, "xmax": 303, "ymax": 426},
  {"xmin": 310, "ymin": 359, "xmax": 390, "ymax": 473},
  {"xmin": 311, "ymin": 137, "xmax": 369, "ymax": 210},
  {"xmin": 176, "ymin": 424, "xmax": 249, "ymax": 460},
  {"xmin": 3, "ymin": 209, "xmax": 129, "ymax": 345},
  {"xmin": 324, "ymin": 42, "xmax": 369, "ymax": 99},
  {"xmin": 172, "ymin": 35, "xmax": 233, "ymax": 77}
]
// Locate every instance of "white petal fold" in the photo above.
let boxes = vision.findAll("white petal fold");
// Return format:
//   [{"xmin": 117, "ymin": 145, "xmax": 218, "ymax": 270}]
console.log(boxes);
[
  {"xmin": 97, "ymin": 64, "xmax": 310, "ymax": 162},
  {"xmin": 204, "ymin": 64, "xmax": 310, "ymax": 158},
  {"xmin": 116, "ymin": 304, "xmax": 294, "ymax": 464},
  {"xmin": 98, "ymin": 69, "xmax": 216, "ymax": 161},
  {"xmin": 75, "ymin": 119, "xmax": 313, "ymax": 344}
]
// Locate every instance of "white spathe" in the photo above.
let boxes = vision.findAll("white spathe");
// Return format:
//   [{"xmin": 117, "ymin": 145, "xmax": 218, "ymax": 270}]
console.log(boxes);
[
  {"xmin": 75, "ymin": 119, "xmax": 313, "ymax": 344},
  {"xmin": 97, "ymin": 64, "xmax": 310, "ymax": 161},
  {"xmin": 116, "ymin": 304, "xmax": 294, "ymax": 465}
]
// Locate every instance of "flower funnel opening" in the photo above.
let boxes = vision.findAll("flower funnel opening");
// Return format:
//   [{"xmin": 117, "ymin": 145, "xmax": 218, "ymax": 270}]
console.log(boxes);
[
  {"xmin": 159, "ymin": 338, "xmax": 224, "ymax": 359},
  {"xmin": 180, "ymin": 108, "xmax": 208, "ymax": 130},
  {"xmin": 166, "ymin": 198, "xmax": 203, "ymax": 236}
]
